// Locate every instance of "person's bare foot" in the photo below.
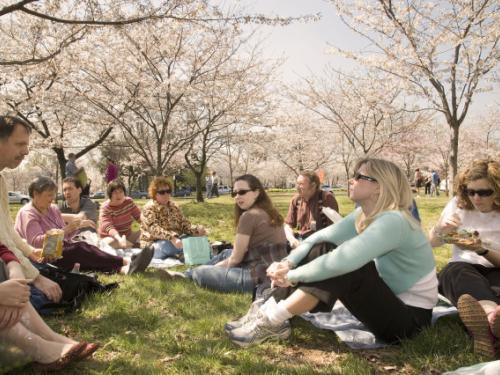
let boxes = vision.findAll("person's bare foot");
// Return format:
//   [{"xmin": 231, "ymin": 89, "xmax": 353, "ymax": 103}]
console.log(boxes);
[
  {"xmin": 50, "ymin": 333, "xmax": 79, "ymax": 346},
  {"xmin": 487, "ymin": 306, "xmax": 500, "ymax": 338}
]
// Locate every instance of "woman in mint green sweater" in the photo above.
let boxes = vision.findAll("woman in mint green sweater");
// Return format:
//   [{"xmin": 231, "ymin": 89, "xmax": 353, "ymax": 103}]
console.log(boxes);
[{"xmin": 227, "ymin": 158, "xmax": 438, "ymax": 347}]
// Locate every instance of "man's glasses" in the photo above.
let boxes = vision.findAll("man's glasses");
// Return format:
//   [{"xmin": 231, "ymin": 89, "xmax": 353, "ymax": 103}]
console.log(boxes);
[
  {"xmin": 353, "ymin": 172, "xmax": 378, "ymax": 183},
  {"xmin": 465, "ymin": 188, "xmax": 494, "ymax": 198},
  {"xmin": 231, "ymin": 189, "xmax": 253, "ymax": 198},
  {"xmin": 157, "ymin": 189, "xmax": 172, "ymax": 195}
]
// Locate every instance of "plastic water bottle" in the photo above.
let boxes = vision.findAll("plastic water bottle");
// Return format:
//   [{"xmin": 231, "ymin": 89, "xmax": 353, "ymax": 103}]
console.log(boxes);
[{"xmin": 71, "ymin": 263, "xmax": 80, "ymax": 273}]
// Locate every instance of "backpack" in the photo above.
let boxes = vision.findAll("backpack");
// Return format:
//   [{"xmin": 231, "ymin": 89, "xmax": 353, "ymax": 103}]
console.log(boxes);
[{"xmin": 35, "ymin": 264, "xmax": 118, "ymax": 314}]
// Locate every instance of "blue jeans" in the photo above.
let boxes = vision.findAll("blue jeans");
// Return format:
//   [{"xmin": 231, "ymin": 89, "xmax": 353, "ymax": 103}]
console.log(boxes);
[
  {"xmin": 30, "ymin": 285, "xmax": 57, "ymax": 316},
  {"xmin": 152, "ymin": 240, "xmax": 182, "ymax": 260},
  {"xmin": 190, "ymin": 248, "xmax": 254, "ymax": 293}
]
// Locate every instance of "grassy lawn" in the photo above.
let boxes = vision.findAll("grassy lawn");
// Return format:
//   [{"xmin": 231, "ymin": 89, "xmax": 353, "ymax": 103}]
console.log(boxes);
[{"xmin": 5, "ymin": 192, "xmax": 484, "ymax": 374}]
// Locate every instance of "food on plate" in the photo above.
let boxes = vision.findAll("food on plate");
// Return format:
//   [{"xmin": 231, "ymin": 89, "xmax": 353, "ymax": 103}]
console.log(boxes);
[{"xmin": 440, "ymin": 229, "xmax": 482, "ymax": 249}]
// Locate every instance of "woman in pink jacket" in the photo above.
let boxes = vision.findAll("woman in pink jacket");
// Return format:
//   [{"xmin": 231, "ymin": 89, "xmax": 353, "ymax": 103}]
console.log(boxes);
[{"xmin": 15, "ymin": 176, "xmax": 127, "ymax": 273}]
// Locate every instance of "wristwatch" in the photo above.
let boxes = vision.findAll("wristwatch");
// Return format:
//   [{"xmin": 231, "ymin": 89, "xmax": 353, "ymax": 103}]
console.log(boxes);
[{"xmin": 477, "ymin": 249, "xmax": 489, "ymax": 256}]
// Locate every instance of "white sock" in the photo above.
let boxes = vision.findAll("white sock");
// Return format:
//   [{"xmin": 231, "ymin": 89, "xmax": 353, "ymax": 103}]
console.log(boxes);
[
  {"xmin": 260, "ymin": 298, "xmax": 293, "ymax": 325},
  {"xmin": 259, "ymin": 296, "xmax": 277, "ymax": 314}
]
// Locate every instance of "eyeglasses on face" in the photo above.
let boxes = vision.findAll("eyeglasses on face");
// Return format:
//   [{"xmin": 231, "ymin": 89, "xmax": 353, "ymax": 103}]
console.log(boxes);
[
  {"xmin": 465, "ymin": 188, "xmax": 494, "ymax": 198},
  {"xmin": 353, "ymin": 172, "xmax": 378, "ymax": 183},
  {"xmin": 231, "ymin": 189, "xmax": 253, "ymax": 198},
  {"xmin": 157, "ymin": 189, "xmax": 172, "ymax": 195}
]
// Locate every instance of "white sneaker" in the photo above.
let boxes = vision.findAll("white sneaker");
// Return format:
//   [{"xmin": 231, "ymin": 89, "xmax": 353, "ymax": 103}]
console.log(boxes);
[
  {"xmin": 224, "ymin": 298, "xmax": 264, "ymax": 334},
  {"xmin": 229, "ymin": 311, "xmax": 291, "ymax": 347}
]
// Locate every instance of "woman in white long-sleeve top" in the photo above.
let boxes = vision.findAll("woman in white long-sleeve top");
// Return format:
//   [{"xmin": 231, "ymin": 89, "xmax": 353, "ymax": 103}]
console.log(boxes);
[
  {"xmin": 227, "ymin": 158, "xmax": 438, "ymax": 347},
  {"xmin": 429, "ymin": 159, "xmax": 500, "ymax": 358}
]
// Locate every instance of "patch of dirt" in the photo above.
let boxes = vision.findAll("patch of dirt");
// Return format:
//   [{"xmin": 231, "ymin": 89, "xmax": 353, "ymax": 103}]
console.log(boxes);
[
  {"xmin": 259, "ymin": 344, "xmax": 437, "ymax": 374},
  {"xmin": 261, "ymin": 344, "xmax": 345, "ymax": 369}
]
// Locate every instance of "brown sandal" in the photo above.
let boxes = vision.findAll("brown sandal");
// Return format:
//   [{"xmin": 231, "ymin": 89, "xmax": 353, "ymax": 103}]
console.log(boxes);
[
  {"xmin": 33, "ymin": 341, "xmax": 86, "ymax": 372},
  {"xmin": 78, "ymin": 342, "xmax": 100, "ymax": 360}
]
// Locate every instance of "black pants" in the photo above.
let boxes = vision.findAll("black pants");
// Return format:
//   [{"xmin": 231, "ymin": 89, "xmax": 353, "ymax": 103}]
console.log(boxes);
[
  {"xmin": 272, "ymin": 243, "xmax": 432, "ymax": 344},
  {"xmin": 438, "ymin": 262, "xmax": 500, "ymax": 306},
  {"xmin": 425, "ymin": 183, "xmax": 431, "ymax": 195}
]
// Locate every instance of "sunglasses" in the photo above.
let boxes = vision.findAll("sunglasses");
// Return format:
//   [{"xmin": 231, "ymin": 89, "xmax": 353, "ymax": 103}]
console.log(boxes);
[
  {"xmin": 157, "ymin": 189, "xmax": 172, "ymax": 195},
  {"xmin": 353, "ymin": 172, "xmax": 378, "ymax": 183},
  {"xmin": 465, "ymin": 188, "xmax": 494, "ymax": 198},
  {"xmin": 231, "ymin": 189, "xmax": 253, "ymax": 198}
]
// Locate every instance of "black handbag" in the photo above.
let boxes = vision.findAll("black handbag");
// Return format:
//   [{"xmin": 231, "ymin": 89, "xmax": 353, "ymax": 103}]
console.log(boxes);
[{"xmin": 36, "ymin": 264, "xmax": 118, "ymax": 313}]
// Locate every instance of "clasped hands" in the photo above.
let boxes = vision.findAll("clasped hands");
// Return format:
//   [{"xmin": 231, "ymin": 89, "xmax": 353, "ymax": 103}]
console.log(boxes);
[
  {"xmin": 267, "ymin": 260, "xmax": 293, "ymax": 288},
  {"xmin": 66, "ymin": 213, "xmax": 96, "ymax": 234},
  {"xmin": 0, "ymin": 279, "xmax": 31, "ymax": 329}
]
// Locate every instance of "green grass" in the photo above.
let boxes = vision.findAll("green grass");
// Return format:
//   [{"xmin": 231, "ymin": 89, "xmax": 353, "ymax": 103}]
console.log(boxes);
[{"xmin": 5, "ymin": 192, "xmax": 484, "ymax": 374}]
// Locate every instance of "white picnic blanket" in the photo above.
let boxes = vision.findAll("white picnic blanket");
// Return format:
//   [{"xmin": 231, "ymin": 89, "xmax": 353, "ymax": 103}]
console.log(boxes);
[
  {"xmin": 74, "ymin": 230, "xmax": 183, "ymax": 269},
  {"xmin": 300, "ymin": 298, "xmax": 457, "ymax": 349},
  {"xmin": 148, "ymin": 258, "xmax": 183, "ymax": 269},
  {"xmin": 443, "ymin": 360, "xmax": 500, "ymax": 375}
]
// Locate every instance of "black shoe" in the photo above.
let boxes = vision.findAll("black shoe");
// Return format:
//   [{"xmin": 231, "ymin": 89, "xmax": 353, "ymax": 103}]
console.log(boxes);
[{"xmin": 128, "ymin": 246, "xmax": 154, "ymax": 275}]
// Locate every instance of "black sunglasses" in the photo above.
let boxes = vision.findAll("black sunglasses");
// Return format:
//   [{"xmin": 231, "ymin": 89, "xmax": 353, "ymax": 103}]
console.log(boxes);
[
  {"xmin": 353, "ymin": 172, "xmax": 378, "ymax": 183},
  {"xmin": 157, "ymin": 189, "xmax": 172, "ymax": 195},
  {"xmin": 231, "ymin": 189, "xmax": 253, "ymax": 198},
  {"xmin": 465, "ymin": 188, "xmax": 494, "ymax": 198}
]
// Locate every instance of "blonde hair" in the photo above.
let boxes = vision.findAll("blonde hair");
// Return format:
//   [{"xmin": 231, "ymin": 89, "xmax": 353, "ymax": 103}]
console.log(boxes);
[{"xmin": 353, "ymin": 158, "xmax": 418, "ymax": 233}]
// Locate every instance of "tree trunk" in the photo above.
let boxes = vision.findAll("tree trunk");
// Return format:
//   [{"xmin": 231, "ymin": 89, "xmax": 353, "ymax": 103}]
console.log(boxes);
[
  {"xmin": 449, "ymin": 122, "xmax": 460, "ymax": 183},
  {"xmin": 54, "ymin": 147, "xmax": 67, "ymax": 180},
  {"xmin": 195, "ymin": 172, "xmax": 204, "ymax": 203},
  {"xmin": 344, "ymin": 169, "xmax": 350, "ymax": 196}
]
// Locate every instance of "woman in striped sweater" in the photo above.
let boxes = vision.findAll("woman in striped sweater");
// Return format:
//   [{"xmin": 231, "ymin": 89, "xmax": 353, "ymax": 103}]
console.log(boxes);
[{"xmin": 99, "ymin": 180, "xmax": 141, "ymax": 249}]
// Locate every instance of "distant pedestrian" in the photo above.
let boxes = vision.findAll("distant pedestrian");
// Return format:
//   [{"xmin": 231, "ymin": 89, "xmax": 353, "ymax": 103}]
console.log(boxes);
[
  {"xmin": 414, "ymin": 168, "xmax": 423, "ymax": 196},
  {"xmin": 424, "ymin": 173, "xmax": 432, "ymax": 196},
  {"xmin": 206, "ymin": 173, "xmax": 213, "ymax": 199},
  {"xmin": 431, "ymin": 170, "xmax": 441, "ymax": 197},
  {"xmin": 105, "ymin": 157, "xmax": 119, "ymax": 184},
  {"xmin": 65, "ymin": 153, "xmax": 78, "ymax": 177},
  {"xmin": 211, "ymin": 171, "xmax": 220, "ymax": 198}
]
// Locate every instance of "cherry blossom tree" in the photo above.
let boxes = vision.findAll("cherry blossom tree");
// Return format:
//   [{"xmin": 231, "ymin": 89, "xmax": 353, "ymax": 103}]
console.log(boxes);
[
  {"xmin": 220, "ymin": 128, "xmax": 270, "ymax": 184},
  {"xmin": 269, "ymin": 108, "xmax": 338, "ymax": 176},
  {"xmin": 77, "ymin": 9, "xmax": 277, "ymax": 185},
  {"xmin": 457, "ymin": 108, "xmax": 500, "ymax": 170},
  {"xmin": 0, "ymin": 48, "xmax": 115, "ymax": 179},
  {"xmin": 0, "ymin": 0, "xmax": 317, "ymax": 66},
  {"xmin": 182, "ymin": 40, "xmax": 277, "ymax": 202},
  {"xmin": 329, "ymin": 0, "xmax": 499, "ymax": 179},
  {"xmin": 293, "ymin": 69, "xmax": 428, "ymax": 158}
]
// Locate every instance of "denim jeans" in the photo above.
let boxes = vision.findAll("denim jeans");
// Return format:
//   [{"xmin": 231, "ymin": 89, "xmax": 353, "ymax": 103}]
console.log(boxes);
[
  {"xmin": 190, "ymin": 248, "xmax": 254, "ymax": 293},
  {"xmin": 30, "ymin": 285, "xmax": 57, "ymax": 316},
  {"xmin": 152, "ymin": 240, "xmax": 182, "ymax": 260}
]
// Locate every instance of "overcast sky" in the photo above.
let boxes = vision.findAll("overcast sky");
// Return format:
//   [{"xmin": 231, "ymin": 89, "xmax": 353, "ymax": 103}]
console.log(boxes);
[
  {"xmin": 225, "ymin": 0, "xmax": 498, "ymax": 123},
  {"xmin": 236, "ymin": 0, "xmax": 361, "ymax": 80}
]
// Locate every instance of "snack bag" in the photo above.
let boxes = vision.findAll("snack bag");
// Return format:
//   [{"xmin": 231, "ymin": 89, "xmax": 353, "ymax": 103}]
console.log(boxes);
[{"xmin": 42, "ymin": 229, "xmax": 64, "ymax": 259}]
